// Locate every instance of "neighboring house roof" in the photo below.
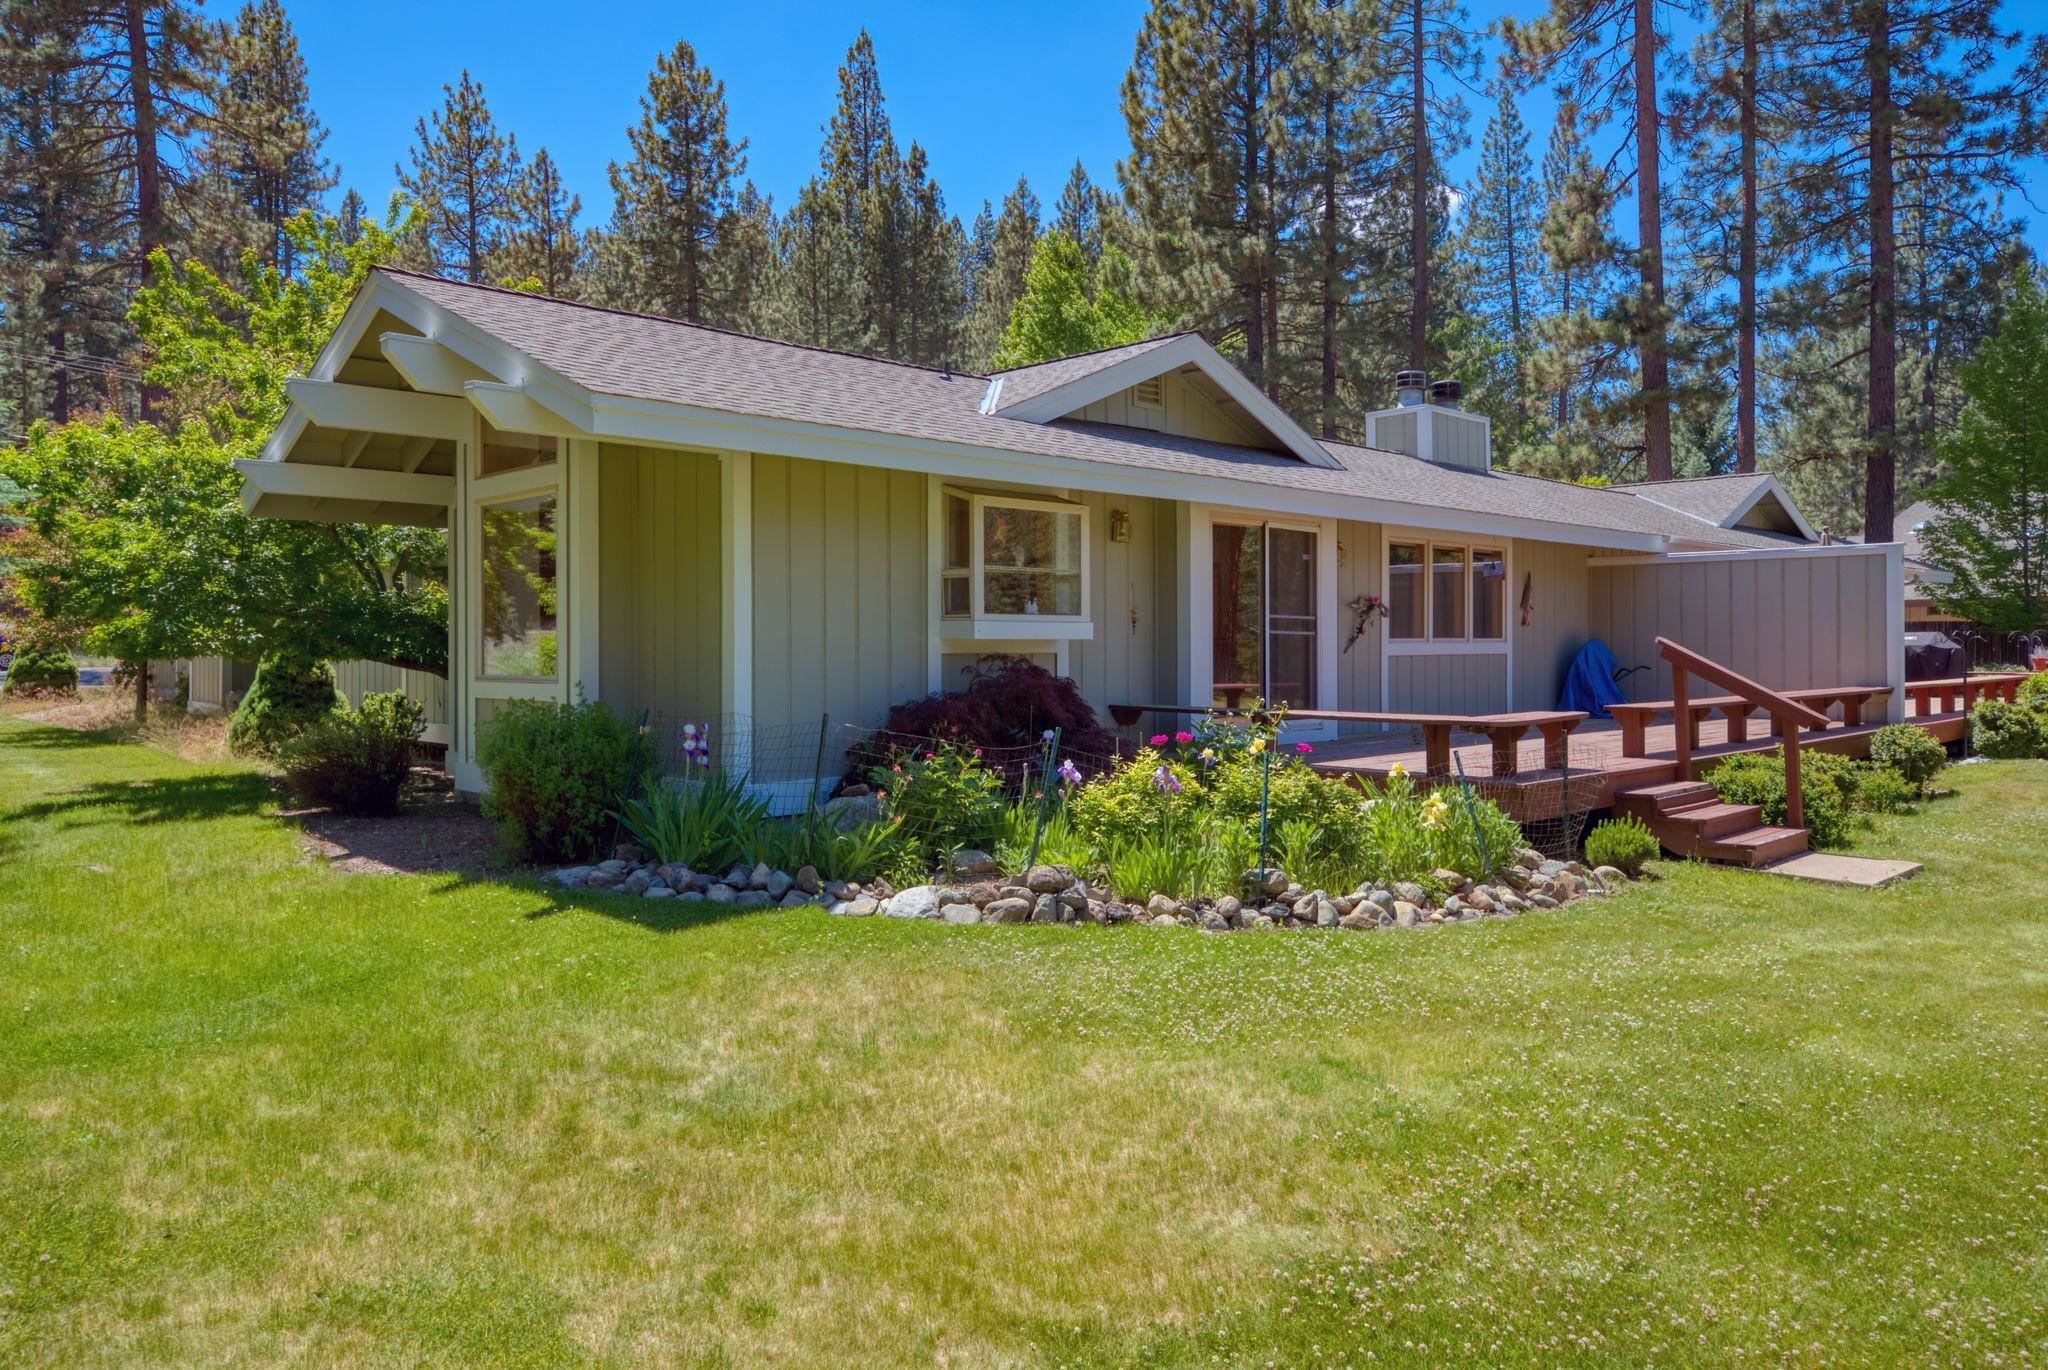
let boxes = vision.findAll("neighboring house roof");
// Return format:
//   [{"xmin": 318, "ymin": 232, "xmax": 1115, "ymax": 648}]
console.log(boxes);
[
  {"xmin": 1614, "ymin": 472, "xmax": 1819, "ymax": 543},
  {"xmin": 1893, "ymin": 500, "xmax": 1956, "ymax": 586},
  {"xmin": 265, "ymin": 269, "xmax": 1806, "ymax": 552}
]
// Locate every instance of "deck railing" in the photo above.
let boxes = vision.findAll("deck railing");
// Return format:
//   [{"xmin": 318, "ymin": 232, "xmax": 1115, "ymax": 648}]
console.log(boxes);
[
  {"xmin": 1654, "ymin": 637, "xmax": 1829, "ymax": 828},
  {"xmin": 1903, "ymin": 672, "xmax": 2030, "ymax": 717},
  {"xmin": 1107, "ymin": 703, "xmax": 1588, "ymax": 778}
]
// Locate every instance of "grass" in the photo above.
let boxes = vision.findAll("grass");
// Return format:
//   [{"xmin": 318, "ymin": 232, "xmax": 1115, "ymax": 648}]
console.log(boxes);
[{"xmin": 1, "ymin": 719, "xmax": 2045, "ymax": 1367}]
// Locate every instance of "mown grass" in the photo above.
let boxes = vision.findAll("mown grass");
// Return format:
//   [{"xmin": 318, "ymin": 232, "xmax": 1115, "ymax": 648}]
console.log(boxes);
[{"xmin": 1, "ymin": 718, "xmax": 2044, "ymax": 1367}]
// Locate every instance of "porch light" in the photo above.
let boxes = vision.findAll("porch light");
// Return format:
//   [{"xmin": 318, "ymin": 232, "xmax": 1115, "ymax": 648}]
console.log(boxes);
[{"xmin": 1109, "ymin": 507, "xmax": 1132, "ymax": 543}]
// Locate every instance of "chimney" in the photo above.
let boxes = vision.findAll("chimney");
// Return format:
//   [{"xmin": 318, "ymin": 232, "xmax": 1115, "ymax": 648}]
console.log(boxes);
[
  {"xmin": 1429, "ymin": 378, "xmax": 1462, "ymax": 410},
  {"xmin": 1395, "ymin": 369, "xmax": 1426, "ymax": 408}
]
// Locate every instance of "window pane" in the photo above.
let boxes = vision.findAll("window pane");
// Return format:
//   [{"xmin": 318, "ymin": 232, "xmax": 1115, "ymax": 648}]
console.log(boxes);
[
  {"xmin": 1472, "ymin": 548, "xmax": 1506, "ymax": 639},
  {"xmin": 1388, "ymin": 543, "xmax": 1423, "ymax": 639},
  {"xmin": 982, "ymin": 504, "xmax": 1082, "ymax": 615},
  {"xmin": 944, "ymin": 494, "xmax": 970, "ymax": 571},
  {"xmin": 1267, "ymin": 526, "xmax": 1316, "ymax": 709},
  {"xmin": 478, "ymin": 419, "xmax": 557, "ymax": 477},
  {"xmin": 1269, "ymin": 629, "xmax": 1316, "ymax": 710},
  {"xmin": 1212, "ymin": 524, "xmax": 1264, "ymax": 709},
  {"xmin": 1431, "ymin": 545, "xmax": 1466, "ymax": 639},
  {"xmin": 481, "ymin": 496, "xmax": 558, "ymax": 677},
  {"xmin": 942, "ymin": 573, "xmax": 971, "ymax": 617}
]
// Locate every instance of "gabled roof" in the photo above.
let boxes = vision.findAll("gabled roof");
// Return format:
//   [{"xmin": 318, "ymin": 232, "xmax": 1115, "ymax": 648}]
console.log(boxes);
[
  {"xmin": 986, "ymin": 336, "xmax": 1186, "ymax": 409},
  {"xmin": 253, "ymin": 269, "xmax": 1810, "ymax": 552},
  {"xmin": 1616, "ymin": 472, "xmax": 1818, "ymax": 542}
]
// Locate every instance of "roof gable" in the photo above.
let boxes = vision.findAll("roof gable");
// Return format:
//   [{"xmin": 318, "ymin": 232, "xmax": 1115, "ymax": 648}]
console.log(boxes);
[
  {"xmin": 1619, "ymin": 472, "xmax": 1818, "ymax": 543},
  {"xmin": 987, "ymin": 333, "xmax": 1340, "ymax": 469}
]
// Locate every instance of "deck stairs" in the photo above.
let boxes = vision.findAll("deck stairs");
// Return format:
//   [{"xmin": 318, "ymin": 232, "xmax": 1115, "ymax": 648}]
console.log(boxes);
[{"xmin": 1612, "ymin": 780, "xmax": 1809, "ymax": 867}]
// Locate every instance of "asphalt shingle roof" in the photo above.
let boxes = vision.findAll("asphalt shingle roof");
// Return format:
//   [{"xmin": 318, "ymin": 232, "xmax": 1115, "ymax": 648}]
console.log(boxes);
[
  {"xmin": 383, "ymin": 269, "xmax": 1789, "ymax": 549},
  {"xmin": 988, "ymin": 336, "xmax": 1187, "ymax": 408},
  {"xmin": 1616, "ymin": 473, "xmax": 1777, "ymax": 526}
]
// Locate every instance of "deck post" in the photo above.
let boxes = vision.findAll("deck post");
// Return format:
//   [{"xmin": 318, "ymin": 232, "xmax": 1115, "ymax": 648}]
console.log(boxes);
[
  {"xmin": 1671, "ymin": 667, "xmax": 1692, "ymax": 778},
  {"xmin": 1784, "ymin": 734, "xmax": 1804, "ymax": 830}
]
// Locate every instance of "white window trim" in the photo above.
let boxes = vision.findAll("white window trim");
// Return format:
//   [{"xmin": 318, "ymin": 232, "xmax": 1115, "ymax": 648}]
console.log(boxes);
[
  {"xmin": 472, "ymin": 465, "xmax": 565, "ymax": 688},
  {"xmin": 938, "ymin": 486, "xmax": 1093, "ymax": 638},
  {"xmin": 1382, "ymin": 533, "xmax": 1511, "ymax": 653}
]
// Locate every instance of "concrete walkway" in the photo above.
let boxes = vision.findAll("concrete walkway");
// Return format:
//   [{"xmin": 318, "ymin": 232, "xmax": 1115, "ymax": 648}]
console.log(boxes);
[{"xmin": 1758, "ymin": 851, "xmax": 1922, "ymax": 887}]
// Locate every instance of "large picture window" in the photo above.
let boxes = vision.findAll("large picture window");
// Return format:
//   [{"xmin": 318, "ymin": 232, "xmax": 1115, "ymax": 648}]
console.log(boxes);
[
  {"xmin": 1386, "ymin": 538, "xmax": 1506, "ymax": 644},
  {"xmin": 480, "ymin": 494, "xmax": 558, "ymax": 678},
  {"xmin": 940, "ymin": 489, "xmax": 1089, "ymax": 629}
]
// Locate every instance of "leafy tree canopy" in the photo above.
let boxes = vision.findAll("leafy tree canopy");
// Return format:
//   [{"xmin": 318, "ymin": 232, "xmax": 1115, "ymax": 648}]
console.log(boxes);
[
  {"xmin": 990, "ymin": 231, "xmax": 1152, "ymax": 370},
  {"xmin": 1, "ymin": 205, "xmax": 448, "ymax": 684}
]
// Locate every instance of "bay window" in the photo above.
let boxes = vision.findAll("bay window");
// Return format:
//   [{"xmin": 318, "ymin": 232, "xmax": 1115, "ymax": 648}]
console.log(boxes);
[{"xmin": 940, "ymin": 488, "xmax": 1090, "ymax": 634}]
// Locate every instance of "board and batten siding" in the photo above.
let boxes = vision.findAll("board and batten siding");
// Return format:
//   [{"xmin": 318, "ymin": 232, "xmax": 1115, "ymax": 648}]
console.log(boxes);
[
  {"xmin": 1511, "ymin": 538, "xmax": 1594, "ymax": 711},
  {"xmin": 751, "ymin": 453, "xmax": 928, "ymax": 733},
  {"xmin": 1387, "ymin": 653, "xmax": 1510, "ymax": 714},
  {"xmin": 1066, "ymin": 493, "xmax": 1177, "ymax": 716},
  {"xmin": 333, "ymin": 659, "xmax": 448, "ymax": 724},
  {"xmin": 1071, "ymin": 368, "xmax": 1267, "ymax": 447},
  {"xmin": 595, "ymin": 442, "xmax": 723, "ymax": 726},
  {"xmin": 1335, "ymin": 518, "xmax": 1384, "ymax": 717},
  {"xmin": 1587, "ymin": 548, "xmax": 1893, "ymax": 699}
]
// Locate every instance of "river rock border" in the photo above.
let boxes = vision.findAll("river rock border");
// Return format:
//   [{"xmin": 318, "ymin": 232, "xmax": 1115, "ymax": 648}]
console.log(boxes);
[{"xmin": 551, "ymin": 846, "xmax": 1637, "ymax": 931}]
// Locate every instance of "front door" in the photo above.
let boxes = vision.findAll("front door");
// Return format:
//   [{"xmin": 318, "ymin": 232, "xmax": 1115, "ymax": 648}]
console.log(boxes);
[{"xmin": 1212, "ymin": 522, "xmax": 1331, "ymax": 739}]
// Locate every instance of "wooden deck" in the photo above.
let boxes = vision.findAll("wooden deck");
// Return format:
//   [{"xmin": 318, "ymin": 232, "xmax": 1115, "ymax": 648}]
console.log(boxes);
[{"xmin": 1309, "ymin": 710, "xmax": 1969, "ymax": 820}]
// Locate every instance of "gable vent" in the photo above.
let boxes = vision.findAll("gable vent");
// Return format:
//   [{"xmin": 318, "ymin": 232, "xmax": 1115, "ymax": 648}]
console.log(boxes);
[{"xmin": 1130, "ymin": 376, "xmax": 1164, "ymax": 410}]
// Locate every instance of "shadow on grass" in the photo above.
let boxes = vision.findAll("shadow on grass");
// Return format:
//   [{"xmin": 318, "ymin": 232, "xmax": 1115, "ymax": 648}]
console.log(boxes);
[
  {"xmin": 5, "ymin": 771, "xmax": 274, "ymax": 828},
  {"xmin": 422, "ymin": 867, "xmax": 774, "ymax": 936},
  {"xmin": 0, "ymin": 720, "xmax": 131, "ymax": 750}
]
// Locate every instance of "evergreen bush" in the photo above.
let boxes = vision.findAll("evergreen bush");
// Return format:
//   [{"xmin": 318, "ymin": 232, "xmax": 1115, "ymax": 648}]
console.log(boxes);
[
  {"xmin": 278, "ymin": 691, "xmax": 425, "ymax": 816},
  {"xmin": 1585, "ymin": 815, "xmax": 1659, "ymax": 876},
  {"xmin": 2, "ymin": 640, "xmax": 78, "ymax": 696},
  {"xmin": 1970, "ymin": 698, "xmax": 2044, "ymax": 759},
  {"xmin": 228, "ymin": 653, "xmax": 341, "ymax": 754},
  {"xmin": 476, "ymin": 698, "xmax": 653, "ymax": 863},
  {"xmin": 1707, "ymin": 749, "xmax": 1854, "ymax": 848},
  {"xmin": 1868, "ymin": 723, "xmax": 1948, "ymax": 792}
]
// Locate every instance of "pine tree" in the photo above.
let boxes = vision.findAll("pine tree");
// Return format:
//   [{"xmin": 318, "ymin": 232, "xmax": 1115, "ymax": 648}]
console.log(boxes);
[
  {"xmin": 895, "ymin": 143, "xmax": 966, "ymax": 367},
  {"xmin": 334, "ymin": 187, "xmax": 365, "ymax": 247},
  {"xmin": 1505, "ymin": 0, "xmax": 1686, "ymax": 479},
  {"xmin": 1770, "ymin": 0, "xmax": 2046, "ymax": 540},
  {"xmin": 1121, "ymin": 0, "xmax": 1297, "ymax": 394},
  {"xmin": 770, "ymin": 179, "xmax": 864, "ymax": 351},
  {"xmin": 602, "ymin": 38, "xmax": 746, "ymax": 322},
  {"xmin": 1053, "ymin": 160, "xmax": 1105, "ymax": 269},
  {"xmin": 964, "ymin": 177, "xmax": 1040, "ymax": 371},
  {"xmin": 397, "ymin": 70, "xmax": 517, "ymax": 283},
  {"xmin": 1460, "ymin": 85, "xmax": 1545, "ymax": 436},
  {"xmin": 206, "ymin": 0, "xmax": 334, "ymax": 275},
  {"xmin": 499, "ymin": 147, "xmax": 580, "ymax": 296},
  {"xmin": 709, "ymin": 181, "xmax": 778, "ymax": 334}
]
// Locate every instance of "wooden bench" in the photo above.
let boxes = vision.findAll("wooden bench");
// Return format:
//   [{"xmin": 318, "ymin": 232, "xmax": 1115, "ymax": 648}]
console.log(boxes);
[
  {"xmin": 1904, "ymin": 672, "xmax": 2031, "ymax": 717},
  {"xmin": 1608, "ymin": 684, "xmax": 1895, "ymax": 758},
  {"xmin": 1107, "ymin": 704, "xmax": 1588, "ymax": 778}
]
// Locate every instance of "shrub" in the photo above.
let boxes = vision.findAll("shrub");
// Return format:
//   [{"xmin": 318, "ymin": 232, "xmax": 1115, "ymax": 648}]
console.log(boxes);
[
  {"xmin": 1585, "ymin": 816, "xmax": 1659, "ymax": 876},
  {"xmin": 2018, "ymin": 672, "xmax": 2048, "ymax": 709},
  {"xmin": 1970, "ymin": 698, "xmax": 2044, "ymax": 759},
  {"xmin": 1348, "ymin": 767, "xmax": 1525, "ymax": 886},
  {"xmin": 1854, "ymin": 768, "xmax": 1917, "ymax": 815},
  {"xmin": 614, "ymin": 769, "xmax": 767, "ymax": 872},
  {"xmin": 872, "ymin": 741, "xmax": 1006, "ymax": 865},
  {"xmin": 477, "ymin": 698, "xmax": 654, "ymax": 863},
  {"xmin": 228, "ymin": 652, "xmax": 341, "ymax": 754},
  {"xmin": 1707, "ymin": 749, "xmax": 1852, "ymax": 848},
  {"xmin": 1868, "ymin": 723, "xmax": 1947, "ymax": 792},
  {"xmin": 852, "ymin": 656, "xmax": 1122, "ymax": 773},
  {"xmin": 1066, "ymin": 747, "xmax": 1199, "ymax": 853},
  {"xmin": 278, "ymin": 691, "xmax": 425, "ymax": 816},
  {"xmin": 3, "ymin": 640, "xmax": 78, "ymax": 696}
]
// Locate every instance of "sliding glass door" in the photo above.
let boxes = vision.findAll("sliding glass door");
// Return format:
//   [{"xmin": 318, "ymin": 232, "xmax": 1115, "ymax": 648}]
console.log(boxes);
[{"xmin": 1212, "ymin": 522, "xmax": 1320, "ymax": 717}]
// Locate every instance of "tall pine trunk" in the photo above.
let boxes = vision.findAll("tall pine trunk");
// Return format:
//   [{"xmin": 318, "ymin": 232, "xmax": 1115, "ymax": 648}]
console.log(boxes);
[
  {"xmin": 1241, "ymin": 22, "xmax": 1265, "ymax": 384},
  {"xmin": 1736, "ymin": 0, "xmax": 1758, "ymax": 473},
  {"xmin": 1320, "ymin": 91, "xmax": 1340, "ymax": 437},
  {"xmin": 1409, "ymin": 0, "xmax": 1429, "ymax": 371},
  {"xmin": 1633, "ymin": 0, "xmax": 1672, "ymax": 480},
  {"xmin": 1864, "ymin": 0, "xmax": 1897, "ymax": 542},
  {"xmin": 124, "ymin": 0, "xmax": 161, "ymax": 255}
]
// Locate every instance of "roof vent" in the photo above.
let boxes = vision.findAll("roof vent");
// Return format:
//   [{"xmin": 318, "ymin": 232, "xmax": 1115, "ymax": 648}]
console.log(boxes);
[
  {"xmin": 1395, "ymin": 369, "xmax": 1426, "ymax": 408},
  {"xmin": 1429, "ymin": 378, "xmax": 1462, "ymax": 410}
]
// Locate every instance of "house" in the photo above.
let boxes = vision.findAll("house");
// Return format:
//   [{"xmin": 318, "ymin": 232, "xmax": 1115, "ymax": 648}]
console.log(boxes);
[{"xmin": 241, "ymin": 268, "xmax": 1907, "ymax": 795}]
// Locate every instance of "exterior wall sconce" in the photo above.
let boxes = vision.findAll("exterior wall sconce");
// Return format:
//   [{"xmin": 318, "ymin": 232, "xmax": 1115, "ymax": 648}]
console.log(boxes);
[{"xmin": 1109, "ymin": 507, "xmax": 1132, "ymax": 543}]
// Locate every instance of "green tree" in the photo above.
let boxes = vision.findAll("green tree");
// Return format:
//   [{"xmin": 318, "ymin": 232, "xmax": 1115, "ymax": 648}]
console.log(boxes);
[
  {"xmin": 1053, "ymin": 160, "xmax": 1106, "ymax": 269},
  {"xmin": 1459, "ymin": 85, "xmax": 1545, "ymax": 440},
  {"xmin": 498, "ymin": 147, "xmax": 581, "ymax": 297},
  {"xmin": 1919, "ymin": 266, "xmax": 2048, "ymax": 634},
  {"xmin": 964, "ymin": 176, "xmax": 1040, "ymax": 370},
  {"xmin": 769, "ymin": 179, "xmax": 863, "ymax": 350},
  {"xmin": 991, "ymin": 231, "xmax": 1151, "ymax": 369},
  {"xmin": 397, "ymin": 70, "xmax": 517, "ymax": 283},
  {"xmin": 204, "ymin": 0, "xmax": 335, "ymax": 276},
  {"xmin": 603, "ymin": 38, "xmax": 745, "ymax": 323}
]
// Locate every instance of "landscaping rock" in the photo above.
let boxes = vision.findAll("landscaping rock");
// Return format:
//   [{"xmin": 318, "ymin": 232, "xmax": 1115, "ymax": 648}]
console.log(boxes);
[
  {"xmin": 830, "ymin": 895, "xmax": 880, "ymax": 917},
  {"xmin": 1248, "ymin": 868, "xmax": 1290, "ymax": 898},
  {"xmin": 1198, "ymin": 909, "xmax": 1232, "ymax": 932},
  {"xmin": 597, "ymin": 858, "xmax": 630, "ymax": 874},
  {"xmin": 1338, "ymin": 910, "xmax": 1376, "ymax": 931},
  {"xmin": 822, "ymin": 792, "xmax": 882, "ymax": 831},
  {"xmin": 1144, "ymin": 893, "xmax": 1180, "ymax": 921},
  {"xmin": 1057, "ymin": 888, "xmax": 1090, "ymax": 914},
  {"xmin": 821, "ymin": 879, "xmax": 852, "ymax": 901},
  {"xmin": 1150, "ymin": 913, "xmax": 1180, "ymax": 928},
  {"xmin": 1245, "ymin": 912, "xmax": 1276, "ymax": 930},
  {"xmin": 1593, "ymin": 865, "xmax": 1628, "ymax": 887},
  {"xmin": 553, "ymin": 866, "xmax": 593, "ymax": 887},
  {"xmin": 1214, "ymin": 895, "xmax": 1241, "ymax": 922},
  {"xmin": 778, "ymin": 890, "xmax": 815, "ymax": 908},
  {"xmin": 1536, "ymin": 859, "xmax": 1571, "ymax": 880},
  {"xmin": 1102, "ymin": 902, "xmax": 1136, "ymax": 924},
  {"xmin": 949, "ymin": 848, "xmax": 999, "ymax": 877},
  {"xmin": 1024, "ymin": 864, "xmax": 1074, "ymax": 894},
  {"xmin": 985, "ymin": 896, "xmax": 1032, "ymax": 924},
  {"xmin": 1315, "ymin": 895, "xmax": 1341, "ymax": 927},
  {"xmin": 762, "ymin": 869, "xmax": 795, "ymax": 900},
  {"xmin": 621, "ymin": 870, "xmax": 653, "ymax": 896},
  {"xmin": 643, "ymin": 885, "xmax": 674, "ymax": 899},
  {"xmin": 1392, "ymin": 881, "xmax": 1428, "ymax": 907},
  {"xmin": 734, "ymin": 891, "xmax": 772, "ymax": 909},
  {"xmin": 1031, "ymin": 893, "xmax": 1062, "ymax": 923},
  {"xmin": 887, "ymin": 885, "xmax": 944, "ymax": 920},
  {"xmin": 706, "ymin": 883, "xmax": 738, "ymax": 904},
  {"xmin": 794, "ymin": 865, "xmax": 821, "ymax": 895},
  {"xmin": 1393, "ymin": 900, "xmax": 1423, "ymax": 928},
  {"xmin": 747, "ymin": 862, "xmax": 771, "ymax": 890},
  {"xmin": 1529, "ymin": 894, "xmax": 1559, "ymax": 909},
  {"xmin": 940, "ymin": 902, "xmax": 983, "ymax": 925},
  {"xmin": 1496, "ymin": 865, "xmax": 1532, "ymax": 891},
  {"xmin": 1498, "ymin": 891, "xmax": 1529, "ymax": 912},
  {"xmin": 961, "ymin": 882, "xmax": 1000, "ymax": 905}
]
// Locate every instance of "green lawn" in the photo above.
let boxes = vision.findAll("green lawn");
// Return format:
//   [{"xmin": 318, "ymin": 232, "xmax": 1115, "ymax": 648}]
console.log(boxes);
[{"xmin": 3, "ymin": 720, "xmax": 2046, "ymax": 1367}]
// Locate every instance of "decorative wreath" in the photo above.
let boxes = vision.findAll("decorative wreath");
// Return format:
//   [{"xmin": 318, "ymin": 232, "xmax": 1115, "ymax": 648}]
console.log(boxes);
[{"xmin": 1344, "ymin": 594, "xmax": 1389, "ymax": 654}]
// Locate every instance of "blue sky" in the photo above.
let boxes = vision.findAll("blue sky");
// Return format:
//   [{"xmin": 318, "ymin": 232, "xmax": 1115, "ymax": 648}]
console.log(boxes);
[{"xmin": 297, "ymin": 0, "xmax": 2042, "ymax": 252}]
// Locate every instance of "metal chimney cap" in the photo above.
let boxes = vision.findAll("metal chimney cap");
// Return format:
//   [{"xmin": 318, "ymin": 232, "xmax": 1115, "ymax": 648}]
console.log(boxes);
[
  {"xmin": 1429, "ymin": 378, "xmax": 1463, "ymax": 408},
  {"xmin": 1395, "ymin": 369, "xmax": 1427, "ymax": 407}
]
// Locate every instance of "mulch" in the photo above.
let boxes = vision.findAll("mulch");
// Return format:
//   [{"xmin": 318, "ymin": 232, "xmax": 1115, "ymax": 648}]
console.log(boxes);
[{"xmin": 285, "ymin": 768, "xmax": 514, "ymax": 877}]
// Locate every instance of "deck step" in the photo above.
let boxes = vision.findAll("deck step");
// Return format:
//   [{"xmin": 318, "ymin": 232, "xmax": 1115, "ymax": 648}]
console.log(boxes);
[
  {"xmin": 1664, "ymin": 801, "xmax": 1767, "ymax": 839},
  {"xmin": 1697, "ymin": 825, "xmax": 1810, "ymax": 867},
  {"xmin": 1614, "ymin": 780, "xmax": 1719, "ymax": 817}
]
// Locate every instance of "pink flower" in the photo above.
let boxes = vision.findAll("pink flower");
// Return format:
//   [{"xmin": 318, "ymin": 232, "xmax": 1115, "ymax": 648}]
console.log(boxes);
[
  {"xmin": 1296, "ymin": 741, "xmax": 1315, "ymax": 754},
  {"xmin": 1174, "ymin": 731, "xmax": 1194, "ymax": 744},
  {"xmin": 1149, "ymin": 734, "xmax": 1169, "ymax": 746},
  {"xmin": 972, "ymin": 747, "xmax": 983, "ymax": 757}
]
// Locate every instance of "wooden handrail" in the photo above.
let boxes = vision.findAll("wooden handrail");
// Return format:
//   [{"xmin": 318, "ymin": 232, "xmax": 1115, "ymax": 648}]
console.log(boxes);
[
  {"xmin": 1656, "ymin": 637, "xmax": 1828, "ymax": 829},
  {"xmin": 1106, "ymin": 703, "xmax": 1587, "ymax": 778}
]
